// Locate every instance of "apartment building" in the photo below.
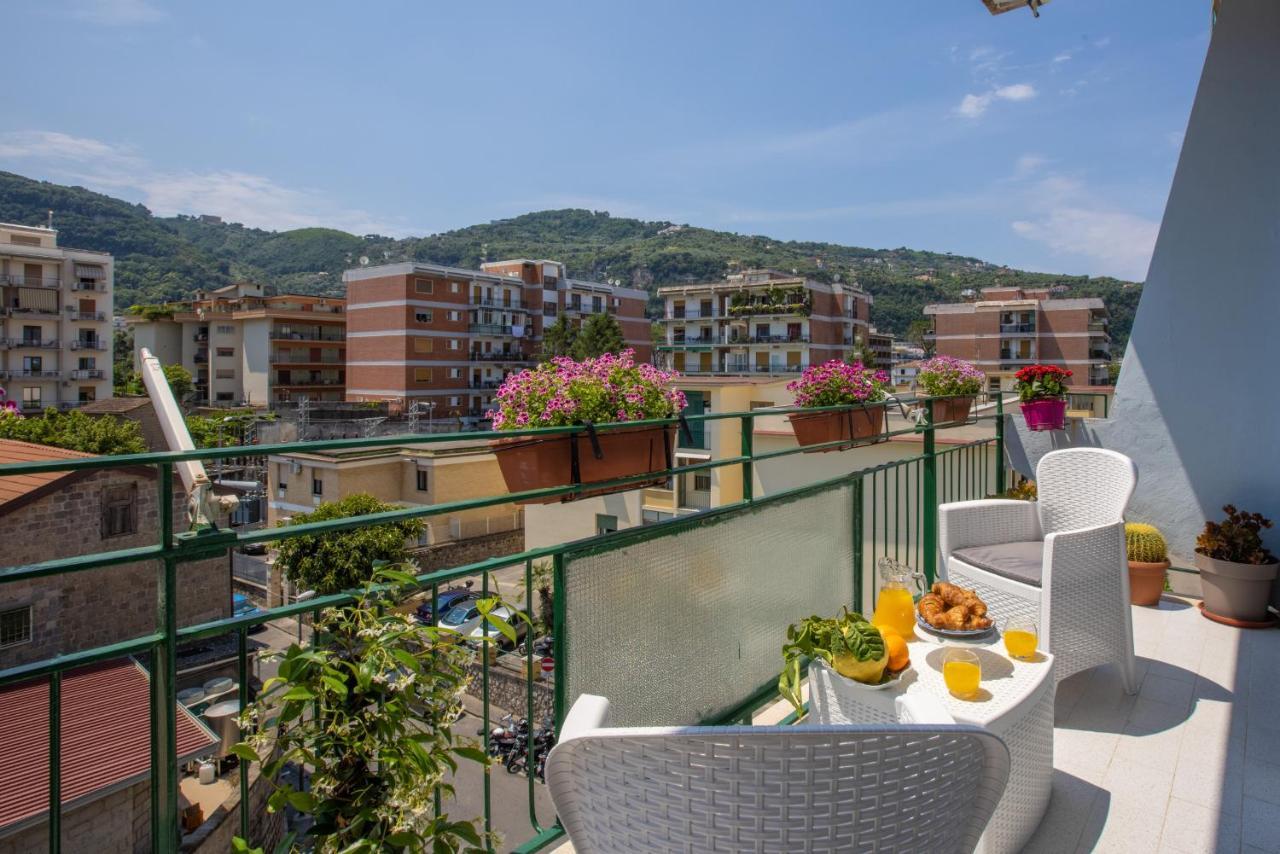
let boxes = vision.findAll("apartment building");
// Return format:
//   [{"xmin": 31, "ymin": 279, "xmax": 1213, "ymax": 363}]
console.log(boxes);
[
  {"xmin": 924, "ymin": 286, "xmax": 1112, "ymax": 388},
  {"xmin": 654, "ymin": 269, "xmax": 872, "ymax": 375},
  {"xmin": 128, "ymin": 283, "xmax": 346, "ymax": 406},
  {"xmin": 344, "ymin": 259, "xmax": 650, "ymax": 420},
  {"xmin": 0, "ymin": 223, "xmax": 113, "ymax": 410}
]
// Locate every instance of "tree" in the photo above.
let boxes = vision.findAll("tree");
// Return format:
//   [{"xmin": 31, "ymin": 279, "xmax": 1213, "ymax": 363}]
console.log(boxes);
[
  {"xmin": 0, "ymin": 408, "xmax": 146, "ymax": 455},
  {"xmin": 906, "ymin": 318, "xmax": 932, "ymax": 350},
  {"xmin": 539, "ymin": 315, "xmax": 578, "ymax": 361},
  {"xmin": 163, "ymin": 364, "xmax": 193, "ymax": 400},
  {"xmin": 518, "ymin": 559, "xmax": 555, "ymax": 636},
  {"xmin": 572, "ymin": 312, "xmax": 625, "ymax": 360},
  {"xmin": 274, "ymin": 493, "xmax": 424, "ymax": 594}
]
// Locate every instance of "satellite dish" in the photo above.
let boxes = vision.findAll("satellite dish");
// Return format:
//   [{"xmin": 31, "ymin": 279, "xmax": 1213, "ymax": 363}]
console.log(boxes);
[{"xmin": 359, "ymin": 256, "xmax": 370, "ymax": 266}]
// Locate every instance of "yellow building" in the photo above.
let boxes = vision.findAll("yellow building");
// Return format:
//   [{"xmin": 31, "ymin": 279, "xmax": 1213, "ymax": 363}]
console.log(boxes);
[{"xmin": 266, "ymin": 440, "xmax": 521, "ymax": 549}]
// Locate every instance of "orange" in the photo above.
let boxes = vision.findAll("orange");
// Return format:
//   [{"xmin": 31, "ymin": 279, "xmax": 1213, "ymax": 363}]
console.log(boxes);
[{"xmin": 879, "ymin": 626, "xmax": 910, "ymax": 672}]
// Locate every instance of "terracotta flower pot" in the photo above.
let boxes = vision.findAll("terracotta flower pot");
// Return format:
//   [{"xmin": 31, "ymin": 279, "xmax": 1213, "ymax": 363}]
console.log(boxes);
[
  {"xmin": 789, "ymin": 404, "xmax": 886, "ymax": 453},
  {"xmin": 1127, "ymin": 559, "xmax": 1170, "ymax": 606},
  {"xmin": 492, "ymin": 424, "xmax": 676, "ymax": 504},
  {"xmin": 1195, "ymin": 552, "xmax": 1280, "ymax": 623},
  {"xmin": 1020, "ymin": 398, "xmax": 1067, "ymax": 431},
  {"xmin": 929, "ymin": 396, "xmax": 974, "ymax": 425}
]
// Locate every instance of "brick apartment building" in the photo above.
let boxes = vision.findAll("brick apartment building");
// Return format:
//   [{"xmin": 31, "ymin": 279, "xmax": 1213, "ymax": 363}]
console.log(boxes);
[
  {"xmin": 0, "ymin": 222, "xmax": 113, "ymax": 410},
  {"xmin": 654, "ymin": 270, "xmax": 872, "ymax": 374},
  {"xmin": 344, "ymin": 259, "xmax": 650, "ymax": 420},
  {"xmin": 924, "ymin": 286, "xmax": 1112, "ymax": 388},
  {"xmin": 128, "ymin": 283, "xmax": 346, "ymax": 406},
  {"xmin": 0, "ymin": 439, "xmax": 231, "ymax": 672}
]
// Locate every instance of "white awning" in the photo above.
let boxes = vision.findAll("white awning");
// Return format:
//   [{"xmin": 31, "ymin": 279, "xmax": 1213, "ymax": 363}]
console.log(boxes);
[{"xmin": 74, "ymin": 265, "xmax": 104, "ymax": 278}]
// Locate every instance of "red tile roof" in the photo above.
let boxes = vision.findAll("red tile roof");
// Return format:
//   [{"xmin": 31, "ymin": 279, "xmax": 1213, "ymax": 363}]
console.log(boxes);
[
  {"xmin": 0, "ymin": 439, "xmax": 93, "ymax": 509},
  {"xmin": 0, "ymin": 659, "xmax": 219, "ymax": 832}
]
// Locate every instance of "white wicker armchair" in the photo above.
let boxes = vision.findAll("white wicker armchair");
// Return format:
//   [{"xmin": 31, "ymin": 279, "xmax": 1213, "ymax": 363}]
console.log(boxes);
[
  {"xmin": 546, "ymin": 693, "xmax": 1011, "ymax": 854},
  {"xmin": 939, "ymin": 447, "xmax": 1139, "ymax": 692}
]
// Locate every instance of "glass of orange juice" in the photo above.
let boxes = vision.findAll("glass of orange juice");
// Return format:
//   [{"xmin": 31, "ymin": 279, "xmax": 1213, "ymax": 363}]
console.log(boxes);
[
  {"xmin": 943, "ymin": 647, "xmax": 981, "ymax": 699},
  {"xmin": 1002, "ymin": 617, "xmax": 1039, "ymax": 660}
]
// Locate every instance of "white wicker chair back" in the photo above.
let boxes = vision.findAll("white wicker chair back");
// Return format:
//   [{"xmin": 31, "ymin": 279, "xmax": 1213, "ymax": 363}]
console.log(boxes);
[
  {"xmin": 1035, "ymin": 448, "xmax": 1137, "ymax": 535},
  {"xmin": 548, "ymin": 722, "xmax": 1010, "ymax": 853}
]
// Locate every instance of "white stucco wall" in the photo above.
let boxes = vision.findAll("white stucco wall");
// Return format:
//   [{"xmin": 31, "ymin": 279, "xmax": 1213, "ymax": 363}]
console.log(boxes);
[{"xmin": 1007, "ymin": 0, "xmax": 1280, "ymax": 565}]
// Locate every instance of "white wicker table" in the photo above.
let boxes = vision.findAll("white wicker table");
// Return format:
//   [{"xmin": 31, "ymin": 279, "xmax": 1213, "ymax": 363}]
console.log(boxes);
[{"xmin": 809, "ymin": 631, "xmax": 1054, "ymax": 854}]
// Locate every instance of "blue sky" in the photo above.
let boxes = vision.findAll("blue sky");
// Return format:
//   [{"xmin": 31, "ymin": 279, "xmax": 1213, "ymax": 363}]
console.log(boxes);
[{"xmin": 1, "ymin": 0, "xmax": 1212, "ymax": 280}]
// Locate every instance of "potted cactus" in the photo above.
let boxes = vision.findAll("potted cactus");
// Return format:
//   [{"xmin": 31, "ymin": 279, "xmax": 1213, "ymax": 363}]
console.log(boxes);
[
  {"xmin": 1195, "ymin": 505, "xmax": 1278, "ymax": 625},
  {"xmin": 1125, "ymin": 523, "xmax": 1170, "ymax": 606}
]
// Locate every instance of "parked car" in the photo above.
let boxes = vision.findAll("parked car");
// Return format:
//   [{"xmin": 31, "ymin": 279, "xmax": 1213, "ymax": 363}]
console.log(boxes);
[
  {"xmin": 238, "ymin": 543, "xmax": 268, "ymax": 556},
  {"xmin": 438, "ymin": 600, "xmax": 485, "ymax": 633},
  {"xmin": 414, "ymin": 584, "xmax": 476, "ymax": 624},
  {"xmin": 232, "ymin": 593, "xmax": 268, "ymax": 633},
  {"xmin": 464, "ymin": 605, "xmax": 530, "ymax": 651}
]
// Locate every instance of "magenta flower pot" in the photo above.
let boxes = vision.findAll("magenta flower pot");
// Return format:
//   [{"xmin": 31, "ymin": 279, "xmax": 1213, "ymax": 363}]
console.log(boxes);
[{"xmin": 1020, "ymin": 398, "xmax": 1067, "ymax": 431}]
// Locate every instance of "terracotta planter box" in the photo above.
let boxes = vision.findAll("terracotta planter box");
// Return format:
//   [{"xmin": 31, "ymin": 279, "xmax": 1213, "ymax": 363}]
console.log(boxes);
[
  {"xmin": 1020, "ymin": 398, "xmax": 1067, "ymax": 432},
  {"xmin": 929, "ymin": 396, "xmax": 974, "ymax": 425},
  {"xmin": 1128, "ymin": 560, "xmax": 1170, "ymax": 606},
  {"xmin": 789, "ymin": 404, "xmax": 886, "ymax": 453},
  {"xmin": 492, "ymin": 424, "xmax": 676, "ymax": 504},
  {"xmin": 1195, "ymin": 552, "xmax": 1279, "ymax": 623}
]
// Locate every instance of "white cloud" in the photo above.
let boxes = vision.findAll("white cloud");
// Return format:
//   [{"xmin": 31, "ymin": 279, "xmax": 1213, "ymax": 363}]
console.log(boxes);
[
  {"xmin": 954, "ymin": 83, "xmax": 1037, "ymax": 118},
  {"xmin": 994, "ymin": 83, "xmax": 1036, "ymax": 102},
  {"xmin": 1013, "ymin": 154, "xmax": 1048, "ymax": 178},
  {"xmin": 1010, "ymin": 175, "xmax": 1159, "ymax": 280},
  {"xmin": 0, "ymin": 130, "xmax": 407, "ymax": 236},
  {"xmin": 1052, "ymin": 52, "xmax": 1073, "ymax": 64},
  {"xmin": 67, "ymin": 0, "xmax": 166, "ymax": 25}
]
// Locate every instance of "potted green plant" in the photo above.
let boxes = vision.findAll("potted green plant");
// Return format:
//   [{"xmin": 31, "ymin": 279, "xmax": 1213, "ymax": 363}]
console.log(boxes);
[
  {"xmin": 487, "ymin": 349, "xmax": 686, "ymax": 503},
  {"xmin": 1014, "ymin": 365, "xmax": 1071, "ymax": 431},
  {"xmin": 1125, "ymin": 523, "xmax": 1171, "ymax": 606},
  {"xmin": 916, "ymin": 356, "xmax": 985, "ymax": 424},
  {"xmin": 1195, "ymin": 505, "xmax": 1278, "ymax": 624},
  {"xmin": 779, "ymin": 608, "xmax": 890, "ymax": 714},
  {"xmin": 787, "ymin": 360, "xmax": 890, "ymax": 452}
]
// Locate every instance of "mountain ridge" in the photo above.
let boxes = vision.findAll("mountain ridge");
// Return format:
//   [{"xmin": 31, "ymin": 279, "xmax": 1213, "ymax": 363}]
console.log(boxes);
[{"xmin": 0, "ymin": 170, "xmax": 1141, "ymax": 344}]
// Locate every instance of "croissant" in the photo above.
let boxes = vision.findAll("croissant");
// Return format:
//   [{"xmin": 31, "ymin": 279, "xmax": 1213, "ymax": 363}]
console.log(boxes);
[
  {"xmin": 964, "ymin": 613, "xmax": 993, "ymax": 631},
  {"xmin": 941, "ymin": 606, "xmax": 969, "ymax": 631},
  {"xmin": 918, "ymin": 593, "xmax": 947, "ymax": 627}
]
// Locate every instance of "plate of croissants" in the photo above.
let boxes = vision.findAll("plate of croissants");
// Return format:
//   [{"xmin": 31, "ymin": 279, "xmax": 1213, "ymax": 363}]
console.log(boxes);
[{"xmin": 916, "ymin": 582, "xmax": 995, "ymax": 637}]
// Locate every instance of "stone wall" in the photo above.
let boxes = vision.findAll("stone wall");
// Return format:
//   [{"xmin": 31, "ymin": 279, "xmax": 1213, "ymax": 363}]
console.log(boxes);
[
  {"xmin": 414, "ymin": 528, "xmax": 524, "ymax": 572},
  {"xmin": 0, "ymin": 778, "xmax": 150, "ymax": 854},
  {"xmin": 466, "ymin": 656, "xmax": 555, "ymax": 723},
  {"xmin": 0, "ymin": 469, "xmax": 231, "ymax": 670}
]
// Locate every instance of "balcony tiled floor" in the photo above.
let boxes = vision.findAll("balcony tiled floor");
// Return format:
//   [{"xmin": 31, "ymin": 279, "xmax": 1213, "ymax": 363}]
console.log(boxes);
[
  {"xmin": 1025, "ymin": 594, "xmax": 1280, "ymax": 854},
  {"xmin": 549, "ymin": 595, "xmax": 1280, "ymax": 854}
]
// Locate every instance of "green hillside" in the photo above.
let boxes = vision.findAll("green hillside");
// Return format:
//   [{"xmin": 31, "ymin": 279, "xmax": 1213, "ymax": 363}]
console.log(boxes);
[{"xmin": 0, "ymin": 171, "xmax": 1142, "ymax": 345}]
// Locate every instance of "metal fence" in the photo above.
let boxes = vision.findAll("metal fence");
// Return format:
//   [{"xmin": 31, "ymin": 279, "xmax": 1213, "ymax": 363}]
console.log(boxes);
[{"xmin": 0, "ymin": 393, "xmax": 1013, "ymax": 853}]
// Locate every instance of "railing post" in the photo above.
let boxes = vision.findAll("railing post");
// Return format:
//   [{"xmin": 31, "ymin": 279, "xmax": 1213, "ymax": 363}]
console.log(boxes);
[
  {"xmin": 852, "ymin": 477, "xmax": 864, "ymax": 613},
  {"xmin": 552, "ymin": 552, "xmax": 567, "ymax": 730},
  {"xmin": 48, "ymin": 672, "xmax": 61, "ymax": 854},
  {"xmin": 740, "ymin": 414, "xmax": 754, "ymax": 502},
  {"xmin": 922, "ymin": 403, "xmax": 938, "ymax": 586},
  {"xmin": 995, "ymin": 393, "xmax": 1006, "ymax": 496},
  {"xmin": 150, "ymin": 462, "xmax": 179, "ymax": 854}
]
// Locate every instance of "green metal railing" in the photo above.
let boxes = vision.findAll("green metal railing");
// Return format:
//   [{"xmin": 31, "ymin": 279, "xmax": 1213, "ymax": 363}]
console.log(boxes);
[{"xmin": 0, "ymin": 392, "xmax": 1013, "ymax": 853}]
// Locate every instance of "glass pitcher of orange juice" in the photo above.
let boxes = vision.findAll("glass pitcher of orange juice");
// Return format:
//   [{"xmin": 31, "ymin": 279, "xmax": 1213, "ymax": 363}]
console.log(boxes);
[{"xmin": 872, "ymin": 557, "xmax": 923, "ymax": 638}]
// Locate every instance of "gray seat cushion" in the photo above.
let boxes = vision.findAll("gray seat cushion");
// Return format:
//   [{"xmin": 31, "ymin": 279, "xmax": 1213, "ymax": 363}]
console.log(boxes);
[{"xmin": 951, "ymin": 541, "xmax": 1044, "ymax": 587}]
